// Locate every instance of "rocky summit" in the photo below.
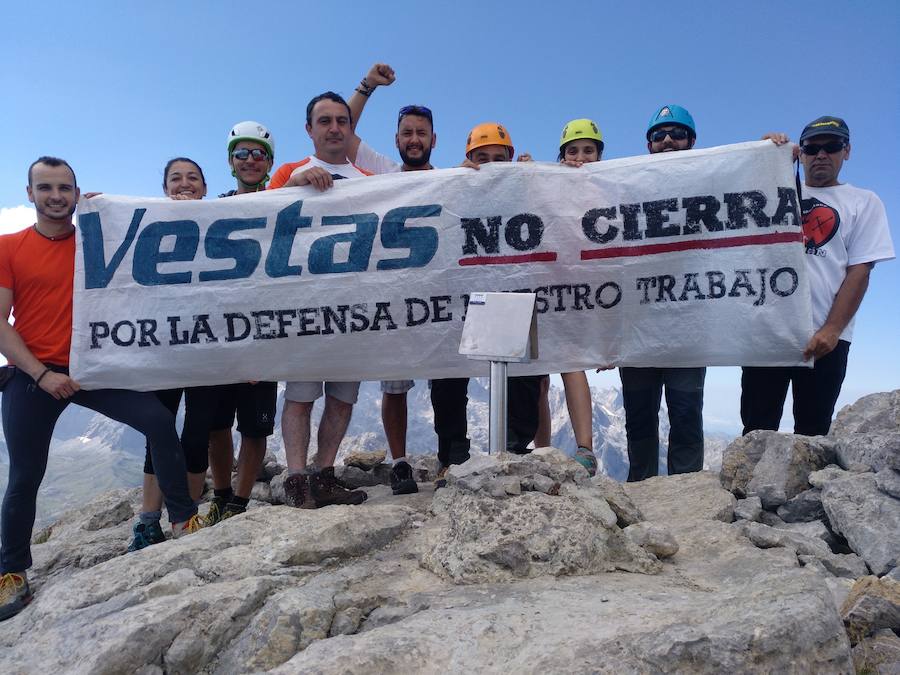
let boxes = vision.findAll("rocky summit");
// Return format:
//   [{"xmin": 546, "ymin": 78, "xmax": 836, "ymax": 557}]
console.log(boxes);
[{"xmin": 1, "ymin": 390, "xmax": 898, "ymax": 674}]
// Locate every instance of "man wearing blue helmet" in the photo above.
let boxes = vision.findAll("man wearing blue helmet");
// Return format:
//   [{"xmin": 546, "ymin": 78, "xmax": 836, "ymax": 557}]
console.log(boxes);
[{"xmin": 619, "ymin": 104, "xmax": 705, "ymax": 483}]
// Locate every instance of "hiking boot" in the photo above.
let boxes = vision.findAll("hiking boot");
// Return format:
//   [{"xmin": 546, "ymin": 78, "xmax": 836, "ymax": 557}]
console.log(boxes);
[
  {"xmin": 221, "ymin": 502, "xmax": 247, "ymax": 520},
  {"xmin": 574, "ymin": 446, "xmax": 598, "ymax": 477},
  {"xmin": 171, "ymin": 513, "xmax": 204, "ymax": 539},
  {"xmin": 0, "ymin": 572, "xmax": 32, "ymax": 622},
  {"xmin": 310, "ymin": 467, "xmax": 367, "ymax": 506},
  {"xmin": 203, "ymin": 496, "xmax": 229, "ymax": 527},
  {"xmin": 128, "ymin": 520, "xmax": 167, "ymax": 552},
  {"xmin": 434, "ymin": 464, "xmax": 450, "ymax": 490},
  {"xmin": 283, "ymin": 473, "xmax": 316, "ymax": 509},
  {"xmin": 390, "ymin": 460, "xmax": 418, "ymax": 495}
]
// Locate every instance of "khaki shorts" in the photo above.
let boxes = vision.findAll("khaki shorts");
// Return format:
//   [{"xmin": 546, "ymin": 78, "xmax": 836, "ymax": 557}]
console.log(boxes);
[{"xmin": 284, "ymin": 381, "xmax": 361, "ymax": 405}]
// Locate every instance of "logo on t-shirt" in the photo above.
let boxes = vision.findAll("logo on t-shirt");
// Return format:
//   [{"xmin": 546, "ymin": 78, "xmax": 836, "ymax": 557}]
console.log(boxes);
[{"xmin": 800, "ymin": 197, "xmax": 840, "ymax": 255}]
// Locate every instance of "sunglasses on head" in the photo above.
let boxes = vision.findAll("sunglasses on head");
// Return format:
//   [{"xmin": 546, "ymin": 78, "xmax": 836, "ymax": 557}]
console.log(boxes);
[
  {"xmin": 398, "ymin": 105, "xmax": 433, "ymax": 125},
  {"xmin": 800, "ymin": 140, "xmax": 845, "ymax": 156},
  {"xmin": 231, "ymin": 148, "xmax": 269, "ymax": 161},
  {"xmin": 650, "ymin": 127, "xmax": 690, "ymax": 143}
]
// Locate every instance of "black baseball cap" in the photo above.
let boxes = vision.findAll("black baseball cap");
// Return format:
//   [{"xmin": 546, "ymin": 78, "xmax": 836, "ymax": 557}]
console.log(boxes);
[{"xmin": 800, "ymin": 116, "xmax": 850, "ymax": 143}]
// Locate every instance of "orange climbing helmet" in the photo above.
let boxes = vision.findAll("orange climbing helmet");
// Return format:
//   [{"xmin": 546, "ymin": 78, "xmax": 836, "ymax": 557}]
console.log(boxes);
[{"xmin": 465, "ymin": 122, "xmax": 514, "ymax": 159}]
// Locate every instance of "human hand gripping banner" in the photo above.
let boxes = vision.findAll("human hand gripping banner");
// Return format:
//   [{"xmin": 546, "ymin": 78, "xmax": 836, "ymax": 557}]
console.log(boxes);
[{"xmin": 71, "ymin": 141, "xmax": 811, "ymax": 391}]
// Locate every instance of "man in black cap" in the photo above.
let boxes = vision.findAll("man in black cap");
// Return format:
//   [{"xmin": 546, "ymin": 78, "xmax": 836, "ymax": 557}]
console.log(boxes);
[{"xmin": 741, "ymin": 116, "xmax": 894, "ymax": 436}]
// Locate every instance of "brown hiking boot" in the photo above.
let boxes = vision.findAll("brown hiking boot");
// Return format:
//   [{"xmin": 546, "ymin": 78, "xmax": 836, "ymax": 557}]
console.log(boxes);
[
  {"xmin": 310, "ymin": 467, "xmax": 367, "ymax": 506},
  {"xmin": 283, "ymin": 473, "xmax": 316, "ymax": 509}
]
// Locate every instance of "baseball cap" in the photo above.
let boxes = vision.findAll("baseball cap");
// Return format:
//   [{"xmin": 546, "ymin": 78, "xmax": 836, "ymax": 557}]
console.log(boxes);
[{"xmin": 799, "ymin": 116, "xmax": 850, "ymax": 143}]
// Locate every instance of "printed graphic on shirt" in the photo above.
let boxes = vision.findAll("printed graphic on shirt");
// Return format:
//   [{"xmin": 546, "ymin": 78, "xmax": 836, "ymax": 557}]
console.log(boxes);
[{"xmin": 800, "ymin": 197, "xmax": 840, "ymax": 255}]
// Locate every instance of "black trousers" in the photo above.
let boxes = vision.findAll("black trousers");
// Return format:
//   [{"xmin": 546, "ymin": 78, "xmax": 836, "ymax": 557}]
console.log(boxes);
[
  {"xmin": 430, "ymin": 375, "xmax": 543, "ymax": 465},
  {"xmin": 1, "ymin": 368, "xmax": 195, "ymax": 573},
  {"xmin": 740, "ymin": 340, "xmax": 850, "ymax": 437}
]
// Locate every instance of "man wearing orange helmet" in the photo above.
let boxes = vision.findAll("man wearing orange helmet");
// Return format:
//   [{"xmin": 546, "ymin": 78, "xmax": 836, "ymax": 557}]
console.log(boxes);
[{"xmin": 430, "ymin": 123, "xmax": 542, "ymax": 471}]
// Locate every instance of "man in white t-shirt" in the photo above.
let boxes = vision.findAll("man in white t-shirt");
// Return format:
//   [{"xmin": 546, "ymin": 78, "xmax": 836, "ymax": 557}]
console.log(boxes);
[
  {"xmin": 343, "ymin": 63, "xmax": 438, "ymax": 495},
  {"xmin": 268, "ymin": 92, "xmax": 372, "ymax": 509},
  {"xmin": 741, "ymin": 116, "xmax": 895, "ymax": 436}
]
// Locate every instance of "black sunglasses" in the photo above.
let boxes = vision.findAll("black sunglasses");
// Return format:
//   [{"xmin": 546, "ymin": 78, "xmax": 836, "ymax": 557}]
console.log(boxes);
[
  {"xmin": 800, "ymin": 140, "xmax": 845, "ymax": 156},
  {"xmin": 231, "ymin": 148, "xmax": 269, "ymax": 161},
  {"xmin": 650, "ymin": 127, "xmax": 690, "ymax": 143},
  {"xmin": 398, "ymin": 105, "xmax": 433, "ymax": 125}
]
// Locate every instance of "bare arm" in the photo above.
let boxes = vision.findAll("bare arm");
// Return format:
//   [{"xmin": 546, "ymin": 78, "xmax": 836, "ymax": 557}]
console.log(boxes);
[
  {"xmin": 0, "ymin": 287, "xmax": 80, "ymax": 398},
  {"xmin": 347, "ymin": 63, "xmax": 395, "ymax": 162},
  {"xmin": 803, "ymin": 262, "xmax": 872, "ymax": 361}
]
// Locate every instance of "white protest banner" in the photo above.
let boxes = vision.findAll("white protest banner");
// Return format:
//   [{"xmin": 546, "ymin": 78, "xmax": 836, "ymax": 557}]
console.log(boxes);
[{"xmin": 71, "ymin": 141, "xmax": 811, "ymax": 391}]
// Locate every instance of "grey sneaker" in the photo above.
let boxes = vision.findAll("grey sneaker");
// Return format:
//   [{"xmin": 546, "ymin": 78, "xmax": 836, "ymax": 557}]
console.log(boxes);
[{"xmin": 574, "ymin": 446, "xmax": 598, "ymax": 477}]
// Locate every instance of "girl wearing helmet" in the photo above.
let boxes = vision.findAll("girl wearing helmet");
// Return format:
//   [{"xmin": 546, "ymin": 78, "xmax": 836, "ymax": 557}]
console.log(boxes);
[{"xmin": 534, "ymin": 119, "xmax": 605, "ymax": 476}]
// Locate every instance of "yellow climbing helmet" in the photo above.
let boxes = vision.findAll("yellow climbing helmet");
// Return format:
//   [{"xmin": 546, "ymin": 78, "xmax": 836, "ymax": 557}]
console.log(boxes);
[
  {"xmin": 559, "ymin": 118, "xmax": 603, "ymax": 150},
  {"xmin": 466, "ymin": 122, "xmax": 514, "ymax": 158}
]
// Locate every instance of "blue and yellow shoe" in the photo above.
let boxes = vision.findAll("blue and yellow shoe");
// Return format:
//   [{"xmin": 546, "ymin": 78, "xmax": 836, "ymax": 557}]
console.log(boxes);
[{"xmin": 127, "ymin": 520, "xmax": 166, "ymax": 552}]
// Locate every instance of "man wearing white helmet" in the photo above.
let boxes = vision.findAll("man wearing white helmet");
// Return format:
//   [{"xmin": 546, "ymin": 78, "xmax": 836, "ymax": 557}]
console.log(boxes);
[
  {"xmin": 220, "ymin": 121, "xmax": 275, "ymax": 196},
  {"xmin": 200, "ymin": 122, "xmax": 279, "ymax": 525}
]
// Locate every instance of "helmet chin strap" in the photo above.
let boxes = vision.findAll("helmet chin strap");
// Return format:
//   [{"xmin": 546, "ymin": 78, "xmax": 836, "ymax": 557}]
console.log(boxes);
[{"xmin": 233, "ymin": 169, "xmax": 270, "ymax": 191}]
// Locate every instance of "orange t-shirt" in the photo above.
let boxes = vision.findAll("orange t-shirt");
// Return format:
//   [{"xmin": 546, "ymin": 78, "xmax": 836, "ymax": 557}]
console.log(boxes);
[
  {"xmin": 268, "ymin": 156, "xmax": 372, "ymax": 190},
  {"xmin": 0, "ymin": 226, "xmax": 75, "ymax": 366}
]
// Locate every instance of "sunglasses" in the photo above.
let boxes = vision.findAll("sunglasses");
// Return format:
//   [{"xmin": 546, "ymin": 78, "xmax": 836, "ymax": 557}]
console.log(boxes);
[
  {"xmin": 649, "ymin": 127, "xmax": 690, "ymax": 143},
  {"xmin": 398, "ymin": 105, "xmax": 433, "ymax": 125},
  {"xmin": 800, "ymin": 140, "xmax": 845, "ymax": 156},
  {"xmin": 231, "ymin": 148, "xmax": 269, "ymax": 161}
]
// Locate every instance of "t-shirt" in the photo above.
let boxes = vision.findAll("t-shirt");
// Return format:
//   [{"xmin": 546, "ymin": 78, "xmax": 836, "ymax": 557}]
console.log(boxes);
[
  {"xmin": 0, "ymin": 226, "xmax": 76, "ymax": 366},
  {"xmin": 268, "ymin": 156, "xmax": 373, "ymax": 189},
  {"xmin": 355, "ymin": 141, "xmax": 401, "ymax": 175},
  {"xmin": 800, "ymin": 183, "xmax": 894, "ymax": 341}
]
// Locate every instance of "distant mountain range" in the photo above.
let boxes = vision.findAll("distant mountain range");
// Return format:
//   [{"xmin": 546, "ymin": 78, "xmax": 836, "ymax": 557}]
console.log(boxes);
[{"xmin": 0, "ymin": 381, "xmax": 731, "ymax": 526}]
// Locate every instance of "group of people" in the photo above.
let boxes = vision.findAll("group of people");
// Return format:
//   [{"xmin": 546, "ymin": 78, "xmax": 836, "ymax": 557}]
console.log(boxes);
[{"xmin": 0, "ymin": 63, "xmax": 893, "ymax": 622}]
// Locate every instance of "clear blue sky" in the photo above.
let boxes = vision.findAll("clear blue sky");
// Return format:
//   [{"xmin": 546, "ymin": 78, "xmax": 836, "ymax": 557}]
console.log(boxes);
[{"xmin": 3, "ymin": 1, "xmax": 898, "ymax": 433}]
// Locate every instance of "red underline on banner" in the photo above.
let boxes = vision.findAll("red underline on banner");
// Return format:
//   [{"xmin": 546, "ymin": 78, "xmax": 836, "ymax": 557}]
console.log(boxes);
[
  {"xmin": 579, "ymin": 232, "xmax": 802, "ymax": 260},
  {"xmin": 458, "ymin": 252, "xmax": 559, "ymax": 266}
]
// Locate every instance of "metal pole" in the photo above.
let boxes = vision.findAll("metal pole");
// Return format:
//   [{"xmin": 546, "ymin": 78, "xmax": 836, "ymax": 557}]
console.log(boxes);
[{"xmin": 489, "ymin": 360, "xmax": 508, "ymax": 455}]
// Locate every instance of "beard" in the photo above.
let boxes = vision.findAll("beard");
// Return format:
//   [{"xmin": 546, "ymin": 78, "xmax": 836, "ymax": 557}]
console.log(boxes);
[{"xmin": 399, "ymin": 145, "xmax": 432, "ymax": 168}]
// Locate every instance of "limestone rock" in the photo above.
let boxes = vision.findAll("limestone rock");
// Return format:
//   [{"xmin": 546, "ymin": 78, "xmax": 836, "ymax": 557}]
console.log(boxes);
[
  {"xmin": 776, "ymin": 487, "xmax": 826, "ymax": 523},
  {"xmin": 625, "ymin": 470, "xmax": 735, "ymax": 528},
  {"xmin": 422, "ymin": 486, "xmax": 659, "ymax": 583},
  {"xmin": 269, "ymin": 571, "xmax": 852, "ymax": 674},
  {"xmin": 744, "ymin": 521, "xmax": 831, "ymax": 557},
  {"xmin": 830, "ymin": 390, "xmax": 900, "ymax": 473},
  {"xmin": 343, "ymin": 449, "xmax": 386, "ymax": 471},
  {"xmin": 746, "ymin": 434, "xmax": 836, "ymax": 509},
  {"xmin": 250, "ymin": 481, "xmax": 273, "ymax": 504},
  {"xmin": 841, "ymin": 576, "xmax": 900, "ymax": 643},
  {"xmin": 876, "ymin": 468, "xmax": 900, "ymax": 499},
  {"xmin": 268, "ymin": 471, "xmax": 287, "ymax": 505},
  {"xmin": 521, "ymin": 473, "xmax": 560, "ymax": 495},
  {"xmin": 334, "ymin": 465, "xmax": 382, "ymax": 488},
  {"xmin": 734, "ymin": 495, "xmax": 763, "ymax": 522},
  {"xmin": 809, "ymin": 464, "xmax": 851, "ymax": 488},
  {"xmin": 409, "ymin": 454, "xmax": 441, "ymax": 482},
  {"xmin": 591, "ymin": 473, "xmax": 644, "ymax": 526},
  {"xmin": 623, "ymin": 522, "xmax": 679, "ymax": 559},
  {"xmin": 773, "ymin": 519, "xmax": 836, "ymax": 547},
  {"xmin": 799, "ymin": 553, "xmax": 870, "ymax": 580},
  {"xmin": 822, "ymin": 473, "xmax": 900, "ymax": 576},
  {"xmin": 852, "ymin": 629, "xmax": 900, "ymax": 674},
  {"xmin": 719, "ymin": 430, "xmax": 770, "ymax": 496}
]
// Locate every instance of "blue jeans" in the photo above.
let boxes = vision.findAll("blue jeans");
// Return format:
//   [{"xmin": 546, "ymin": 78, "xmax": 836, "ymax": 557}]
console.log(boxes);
[
  {"xmin": 1, "ymin": 367, "xmax": 196, "ymax": 573},
  {"xmin": 619, "ymin": 367, "xmax": 706, "ymax": 482}
]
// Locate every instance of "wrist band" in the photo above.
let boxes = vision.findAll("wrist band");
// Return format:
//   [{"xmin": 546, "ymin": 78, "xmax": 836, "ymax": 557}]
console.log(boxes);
[
  {"xmin": 34, "ymin": 367, "xmax": 51, "ymax": 387},
  {"xmin": 355, "ymin": 87, "xmax": 372, "ymax": 98}
]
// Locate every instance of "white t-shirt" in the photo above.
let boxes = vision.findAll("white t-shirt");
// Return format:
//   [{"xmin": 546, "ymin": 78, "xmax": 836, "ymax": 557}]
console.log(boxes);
[
  {"xmin": 290, "ymin": 155, "xmax": 370, "ymax": 180},
  {"xmin": 355, "ymin": 141, "xmax": 401, "ymax": 175},
  {"xmin": 801, "ymin": 183, "xmax": 894, "ymax": 341}
]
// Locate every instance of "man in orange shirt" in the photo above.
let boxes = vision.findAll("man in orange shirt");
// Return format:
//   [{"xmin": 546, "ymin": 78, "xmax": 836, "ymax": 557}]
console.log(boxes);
[{"xmin": 0, "ymin": 158, "xmax": 200, "ymax": 622}]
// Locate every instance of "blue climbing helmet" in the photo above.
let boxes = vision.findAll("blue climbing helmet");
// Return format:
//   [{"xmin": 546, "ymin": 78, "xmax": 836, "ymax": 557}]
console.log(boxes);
[{"xmin": 646, "ymin": 104, "xmax": 696, "ymax": 140}]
